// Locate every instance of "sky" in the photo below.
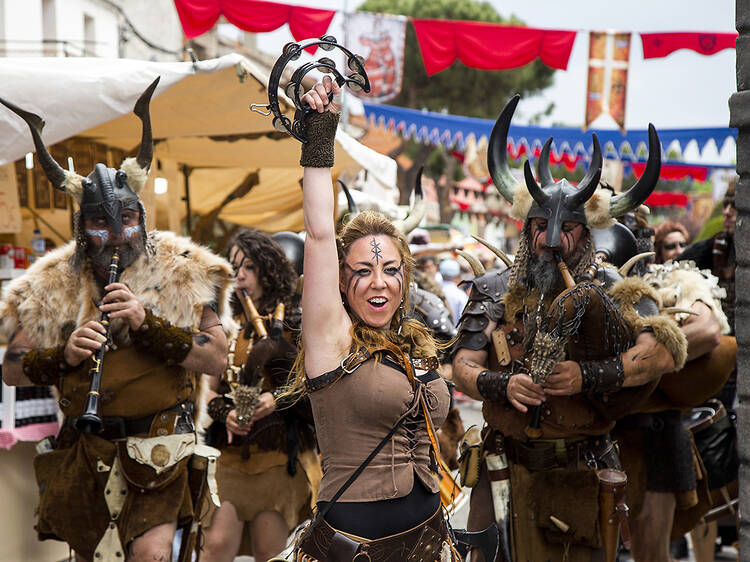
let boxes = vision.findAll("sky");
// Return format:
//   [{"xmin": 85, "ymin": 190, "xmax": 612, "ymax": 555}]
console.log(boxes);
[{"xmin": 254, "ymin": 0, "xmax": 736, "ymax": 161}]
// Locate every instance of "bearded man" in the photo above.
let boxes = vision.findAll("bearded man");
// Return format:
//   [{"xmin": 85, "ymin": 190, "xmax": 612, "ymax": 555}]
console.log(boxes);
[
  {"xmin": 451, "ymin": 96, "xmax": 687, "ymax": 561},
  {"xmin": 0, "ymin": 80, "xmax": 234, "ymax": 562}
]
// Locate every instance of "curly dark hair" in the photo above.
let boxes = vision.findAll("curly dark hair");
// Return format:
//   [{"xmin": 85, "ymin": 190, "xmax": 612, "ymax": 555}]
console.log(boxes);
[{"xmin": 226, "ymin": 229, "xmax": 298, "ymax": 317}]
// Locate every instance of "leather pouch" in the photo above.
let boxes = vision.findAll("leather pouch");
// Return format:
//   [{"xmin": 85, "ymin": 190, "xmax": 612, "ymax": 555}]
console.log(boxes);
[
  {"xmin": 406, "ymin": 525, "xmax": 443, "ymax": 562},
  {"xmin": 530, "ymin": 468, "xmax": 602, "ymax": 548},
  {"xmin": 328, "ymin": 531, "xmax": 361, "ymax": 562},
  {"xmin": 458, "ymin": 426, "xmax": 482, "ymax": 488},
  {"xmin": 116, "ymin": 435, "xmax": 192, "ymax": 492}
]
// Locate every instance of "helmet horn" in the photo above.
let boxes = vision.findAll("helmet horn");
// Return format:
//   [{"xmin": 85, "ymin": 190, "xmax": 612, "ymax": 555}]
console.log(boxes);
[
  {"xmin": 393, "ymin": 167, "xmax": 425, "ymax": 235},
  {"xmin": 610, "ymin": 124, "xmax": 661, "ymax": 217},
  {"xmin": 0, "ymin": 97, "xmax": 80, "ymax": 192},
  {"xmin": 523, "ymin": 160, "xmax": 549, "ymax": 206},
  {"xmin": 457, "ymin": 250, "xmax": 485, "ymax": 276},
  {"xmin": 338, "ymin": 179, "xmax": 359, "ymax": 217},
  {"xmin": 488, "ymin": 95, "xmax": 520, "ymax": 204},
  {"xmin": 537, "ymin": 138, "xmax": 555, "ymax": 187},
  {"xmin": 133, "ymin": 77, "xmax": 160, "ymax": 172},
  {"xmin": 565, "ymin": 134, "xmax": 602, "ymax": 211},
  {"xmin": 472, "ymin": 235, "xmax": 513, "ymax": 268}
]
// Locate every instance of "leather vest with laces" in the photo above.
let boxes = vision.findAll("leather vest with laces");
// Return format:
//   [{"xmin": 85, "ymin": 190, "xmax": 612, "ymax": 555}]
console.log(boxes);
[{"xmin": 307, "ymin": 349, "xmax": 450, "ymax": 503}]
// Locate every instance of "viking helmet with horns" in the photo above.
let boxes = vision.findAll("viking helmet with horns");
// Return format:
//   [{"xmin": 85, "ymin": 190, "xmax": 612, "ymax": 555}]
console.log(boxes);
[
  {"xmin": 488, "ymin": 95, "xmax": 662, "ymax": 247},
  {"xmin": 0, "ymin": 77, "xmax": 160, "ymax": 235}
]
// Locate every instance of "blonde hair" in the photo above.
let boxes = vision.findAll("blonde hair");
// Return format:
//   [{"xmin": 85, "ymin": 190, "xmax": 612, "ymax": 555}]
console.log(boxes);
[{"xmin": 285, "ymin": 211, "xmax": 438, "ymax": 400}]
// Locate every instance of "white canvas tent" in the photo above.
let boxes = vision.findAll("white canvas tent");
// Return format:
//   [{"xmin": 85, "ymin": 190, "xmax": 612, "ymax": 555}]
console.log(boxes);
[{"xmin": 0, "ymin": 53, "xmax": 397, "ymax": 234}]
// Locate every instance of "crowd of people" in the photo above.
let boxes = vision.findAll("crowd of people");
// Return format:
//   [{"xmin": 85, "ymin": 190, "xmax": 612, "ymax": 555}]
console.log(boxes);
[{"xmin": 0, "ymin": 72, "xmax": 740, "ymax": 562}]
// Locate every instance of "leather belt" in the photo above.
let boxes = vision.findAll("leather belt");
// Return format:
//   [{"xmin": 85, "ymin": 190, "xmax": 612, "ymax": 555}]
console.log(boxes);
[
  {"xmin": 64, "ymin": 403, "xmax": 194, "ymax": 441},
  {"xmin": 504, "ymin": 434, "xmax": 615, "ymax": 472},
  {"xmin": 299, "ymin": 506, "xmax": 447, "ymax": 562}
]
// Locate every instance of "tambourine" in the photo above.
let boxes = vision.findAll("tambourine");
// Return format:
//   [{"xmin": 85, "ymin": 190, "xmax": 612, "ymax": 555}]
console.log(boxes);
[{"xmin": 250, "ymin": 36, "xmax": 370, "ymax": 143}]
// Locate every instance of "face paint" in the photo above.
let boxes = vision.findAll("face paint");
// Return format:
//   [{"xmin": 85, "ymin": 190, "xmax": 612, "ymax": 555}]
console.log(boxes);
[
  {"xmin": 124, "ymin": 225, "xmax": 141, "ymax": 240},
  {"xmin": 86, "ymin": 229, "xmax": 110, "ymax": 245},
  {"xmin": 340, "ymin": 235, "xmax": 404, "ymax": 329},
  {"xmin": 370, "ymin": 237, "xmax": 383, "ymax": 264},
  {"xmin": 385, "ymin": 260, "xmax": 404, "ymax": 295},
  {"xmin": 344, "ymin": 263, "xmax": 368, "ymax": 296}
]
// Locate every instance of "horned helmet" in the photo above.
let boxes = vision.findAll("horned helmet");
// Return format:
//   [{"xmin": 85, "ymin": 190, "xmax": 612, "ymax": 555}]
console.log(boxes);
[
  {"xmin": 337, "ymin": 169, "xmax": 426, "ymax": 236},
  {"xmin": 0, "ymin": 77, "xmax": 160, "ymax": 236},
  {"xmin": 488, "ymin": 95, "xmax": 662, "ymax": 247}
]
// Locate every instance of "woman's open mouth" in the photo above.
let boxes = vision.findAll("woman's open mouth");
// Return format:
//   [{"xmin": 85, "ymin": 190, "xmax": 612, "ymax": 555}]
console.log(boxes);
[{"xmin": 367, "ymin": 296, "xmax": 388, "ymax": 309}]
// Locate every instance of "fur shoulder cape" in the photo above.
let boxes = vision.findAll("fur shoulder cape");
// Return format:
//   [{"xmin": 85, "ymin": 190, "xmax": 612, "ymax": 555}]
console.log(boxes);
[{"xmin": 0, "ymin": 230, "xmax": 237, "ymax": 349}]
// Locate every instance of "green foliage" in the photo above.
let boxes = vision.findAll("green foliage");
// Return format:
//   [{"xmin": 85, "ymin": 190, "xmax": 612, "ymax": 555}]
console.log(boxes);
[
  {"xmin": 695, "ymin": 214, "xmax": 723, "ymax": 241},
  {"xmin": 358, "ymin": 0, "xmax": 555, "ymax": 119}
]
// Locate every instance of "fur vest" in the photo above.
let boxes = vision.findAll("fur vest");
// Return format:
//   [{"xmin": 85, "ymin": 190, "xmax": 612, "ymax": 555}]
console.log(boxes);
[{"xmin": 0, "ymin": 230, "xmax": 237, "ymax": 348}]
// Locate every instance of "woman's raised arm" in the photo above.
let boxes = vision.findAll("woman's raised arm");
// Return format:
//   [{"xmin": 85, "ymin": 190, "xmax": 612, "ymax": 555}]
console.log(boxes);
[{"xmin": 300, "ymin": 78, "xmax": 352, "ymax": 377}]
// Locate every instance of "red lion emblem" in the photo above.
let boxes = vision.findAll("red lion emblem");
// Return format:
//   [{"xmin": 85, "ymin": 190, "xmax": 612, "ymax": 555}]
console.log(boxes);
[{"xmin": 359, "ymin": 32, "xmax": 397, "ymax": 98}]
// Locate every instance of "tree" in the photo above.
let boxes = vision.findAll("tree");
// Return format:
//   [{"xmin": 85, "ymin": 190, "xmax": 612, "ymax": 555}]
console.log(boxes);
[{"xmin": 358, "ymin": 0, "xmax": 556, "ymax": 119}]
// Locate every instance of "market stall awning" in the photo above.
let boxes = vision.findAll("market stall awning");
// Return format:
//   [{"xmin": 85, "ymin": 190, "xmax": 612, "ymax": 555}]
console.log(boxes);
[
  {"xmin": 0, "ymin": 54, "xmax": 396, "ymax": 233},
  {"xmin": 363, "ymin": 101, "xmax": 737, "ymax": 160},
  {"xmin": 0, "ymin": 54, "xmax": 286, "ymax": 165}
]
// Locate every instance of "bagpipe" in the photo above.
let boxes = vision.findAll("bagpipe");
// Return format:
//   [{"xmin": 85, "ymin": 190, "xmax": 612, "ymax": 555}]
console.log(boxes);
[
  {"xmin": 226, "ymin": 289, "xmax": 289, "ymax": 427},
  {"xmin": 524, "ymin": 253, "xmax": 634, "ymax": 561}
]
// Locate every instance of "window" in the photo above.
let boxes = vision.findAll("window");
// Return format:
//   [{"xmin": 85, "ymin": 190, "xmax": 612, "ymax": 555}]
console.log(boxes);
[
  {"xmin": 83, "ymin": 13, "xmax": 95, "ymax": 56},
  {"xmin": 0, "ymin": 0, "xmax": 5, "ymax": 57},
  {"xmin": 42, "ymin": 0, "xmax": 56, "ymax": 56}
]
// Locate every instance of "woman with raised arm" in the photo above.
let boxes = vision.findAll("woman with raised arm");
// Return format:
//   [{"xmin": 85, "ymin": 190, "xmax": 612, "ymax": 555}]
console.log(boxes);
[{"xmin": 288, "ymin": 76, "xmax": 454, "ymax": 560}]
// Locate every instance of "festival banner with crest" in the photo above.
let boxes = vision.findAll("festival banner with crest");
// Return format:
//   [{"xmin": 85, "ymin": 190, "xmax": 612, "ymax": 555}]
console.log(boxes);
[
  {"xmin": 585, "ymin": 31, "xmax": 631, "ymax": 131},
  {"xmin": 345, "ymin": 12, "xmax": 407, "ymax": 102}
]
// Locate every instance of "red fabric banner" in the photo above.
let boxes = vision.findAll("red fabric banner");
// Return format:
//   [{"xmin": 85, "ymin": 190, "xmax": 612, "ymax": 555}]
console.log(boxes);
[
  {"xmin": 174, "ymin": 0, "xmax": 335, "ymax": 52},
  {"xmin": 644, "ymin": 191, "xmax": 690, "ymax": 208},
  {"xmin": 411, "ymin": 19, "xmax": 576, "ymax": 76},
  {"xmin": 632, "ymin": 162, "xmax": 709, "ymax": 182},
  {"xmin": 508, "ymin": 143, "xmax": 583, "ymax": 172},
  {"xmin": 640, "ymin": 32, "xmax": 737, "ymax": 59}
]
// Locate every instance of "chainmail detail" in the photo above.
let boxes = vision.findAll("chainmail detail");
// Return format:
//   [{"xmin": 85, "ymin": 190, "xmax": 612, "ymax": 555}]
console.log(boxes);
[
  {"xmin": 544, "ymin": 282, "xmax": 633, "ymax": 356},
  {"xmin": 476, "ymin": 370, "xmax": 511, "ymax": 402}
]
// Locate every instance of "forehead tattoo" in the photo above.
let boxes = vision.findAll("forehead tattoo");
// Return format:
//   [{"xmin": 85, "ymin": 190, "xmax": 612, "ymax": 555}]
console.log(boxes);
[{"xmin": 370, "ymin": 237, "xmax": 383, "ymax": 264}]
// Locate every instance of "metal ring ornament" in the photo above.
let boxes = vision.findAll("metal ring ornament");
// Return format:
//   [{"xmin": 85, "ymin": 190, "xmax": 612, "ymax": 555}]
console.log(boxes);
[{"xmin": 251, "ymin": 35, "xmax": 370, "ymax": 143}]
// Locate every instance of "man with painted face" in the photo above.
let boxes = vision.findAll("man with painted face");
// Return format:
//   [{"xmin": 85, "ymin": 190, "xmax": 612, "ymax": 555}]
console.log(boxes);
[
  {"xmin": 0, "ymin": 80, "xmax": 235, "ymax": 562},
  {"xmin": 451, "ymin": 96, "xmax": 687, "ymax": 561}
]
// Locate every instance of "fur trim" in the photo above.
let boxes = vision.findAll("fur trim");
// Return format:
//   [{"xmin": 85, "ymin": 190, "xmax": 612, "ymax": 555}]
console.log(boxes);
[
  {"xmin": 607, "ymin": 276, "xmax": 661, "ymax": 336},
  {"xmin": 62, "ymin": 171, "xmax": 84, "ymax": 204},
  {"xmin": 120, "ymin": 157, "xmax": 149, "ymax": 194},
  {"xmin": 510, "ymin": 185, "xmax": 533, "ymax": 221},
  {"xmin": 584, "ymin": 189, "xmax": 616, "ymax": 230},
  {"xmin": 640, "ymin": 314, "xmax": 688, "ymax": 371},
  {"xmin": 0, "ymin": 231, "xmax": 237, "ymax": 349},
  {"xmin": 644, "ymin": 262, "xmax": 730, "ymax": 334},
  {"xmin": 502, "ymin": 284, "xmax": 539, "ymax": 323}
]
